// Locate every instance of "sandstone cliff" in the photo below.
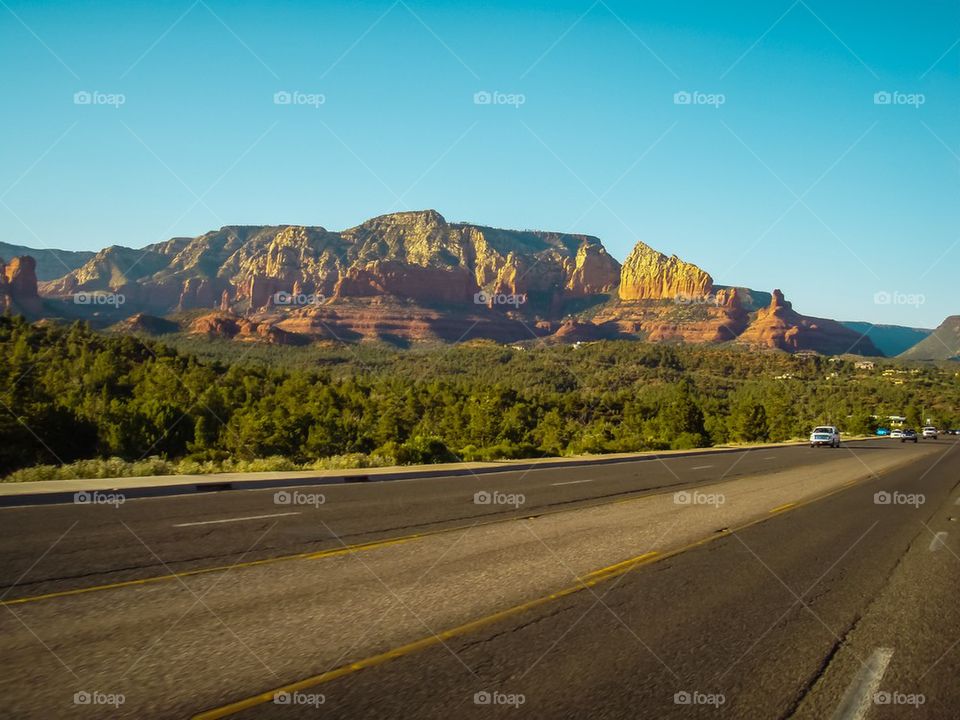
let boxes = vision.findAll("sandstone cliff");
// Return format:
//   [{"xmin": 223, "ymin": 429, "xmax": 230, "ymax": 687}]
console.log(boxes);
[
  {"xmin": 737, "ymin": 289, "xmax": 880, "ymax": 355},
  {"xmin": 38, "ymin": 211, "xmax": 620, "ymax": 315},
  {"xmin": 618, "ymin": 241, "xmax": 713, "ymax": 301},
  {"xmin": 0, "ymin": 255, "xmax": 42, "ymax": 316},
  {"xmin": 11, "ymin": 211, "xmax": 887, "ymax": 355}
]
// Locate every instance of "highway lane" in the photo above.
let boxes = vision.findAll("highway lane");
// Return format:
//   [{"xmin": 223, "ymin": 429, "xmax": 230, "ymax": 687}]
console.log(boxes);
[
  {"xmin": 0, "ymin": 439, "xmax": 910, "ymax": 600},
  {"xmin": 0, "ymin": 438, "xmax": 955, "ymax": 719},
  {"xmin": 216, "ymin": 437, "xmax": 960, "ymax": 720}
]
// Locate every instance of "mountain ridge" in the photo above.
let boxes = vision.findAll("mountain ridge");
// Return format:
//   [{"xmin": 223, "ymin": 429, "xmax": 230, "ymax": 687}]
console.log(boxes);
[
  {"xmin": 897, "ymin": 316, "xmax": 960, "ymax": 360},
  {"xmin": 0, "ymin": 209, "xmax": 902, "ymax": 356}
]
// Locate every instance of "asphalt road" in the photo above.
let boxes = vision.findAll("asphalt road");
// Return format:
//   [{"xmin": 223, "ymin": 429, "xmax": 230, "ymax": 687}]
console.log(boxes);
[
  {"xmin": 1, "ymin": 437, "xmax": 957, "ymax": 719},
  {"xmin": 231, "ymin": 437, "xmax": 960, "ymax": 720},
  {"xmin": 0, "ymin": 439, "xmax": 907, "ymax": 599}
]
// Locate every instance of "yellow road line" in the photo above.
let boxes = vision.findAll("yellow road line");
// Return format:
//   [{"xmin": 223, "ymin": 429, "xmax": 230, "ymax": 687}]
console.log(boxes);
[
  {"xmin": 0, "ymin": 487, "xmax": 720, "ymax": 605},
  {"xmin": 2, "ymin": 463, "xmax": 877, "ymax": 607},
  {"xmin": 192, "ymin": 479, "xmax": 864, "ymax": 720},
  {"xmin": 192, "ymin": 551, "xmax": 664, "ymax": 720},
  {"xmin": 769, "ymin": 502, "xmax": 796, "ymax": 514},
  {"xmin": 583, "ymin": 551, "xmax": 659, "ymax": 579},
  {"xmin": 0, "ymin": 533, "xmax": 428, "ymax": 607}
]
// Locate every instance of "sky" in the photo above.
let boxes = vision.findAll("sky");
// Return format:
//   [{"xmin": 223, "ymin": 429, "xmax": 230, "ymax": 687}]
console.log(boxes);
[{"xmin": 1, "ymin": 0, "xmax": 957, "ymax": 328}]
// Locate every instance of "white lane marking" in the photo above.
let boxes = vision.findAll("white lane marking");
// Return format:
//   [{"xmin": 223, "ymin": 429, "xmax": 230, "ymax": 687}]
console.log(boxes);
[
  {"xmin": 551, "ymin": 479, "xmax": 594, "ymax": 486},
  {"xmin": 929, "ymin": 532, "xmax": 948, "ymax": 551},
  {"xmin": 173, "ymin": 512, "xmax": 301, "ymax": 527},
  {"xmin": 691, "ymin": 465, "xmax": 714, "ymax": 470},
  {"xmin": 830, "ymin": 647, "xmax": 894, "ymax": 720},
  {"xmin": 763, "ymin": 456, "xmax": 777, "ymax": 460}
]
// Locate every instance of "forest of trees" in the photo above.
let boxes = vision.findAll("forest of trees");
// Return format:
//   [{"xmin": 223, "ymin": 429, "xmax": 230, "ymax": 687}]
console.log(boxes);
[{"xmin": 2, "ymin": 314, "xmax": 958, "ymax": 479}]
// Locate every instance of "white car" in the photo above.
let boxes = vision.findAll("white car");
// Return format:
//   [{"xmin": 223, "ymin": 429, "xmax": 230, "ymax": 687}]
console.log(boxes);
[
  {"xmin": 922, "ymin": 426, "xmax": 938, "ymax": 439},
  {"xmin": 891, "ymin": 430, "xmax": 904, "ymax": 439},
  {"xmin": 810, "ymin": 426, "xmax": 841, "ymax": 448}
]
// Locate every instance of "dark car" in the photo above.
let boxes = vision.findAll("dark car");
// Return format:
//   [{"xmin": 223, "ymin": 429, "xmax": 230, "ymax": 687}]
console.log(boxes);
[{"xmin": 901, "ymin": 429, "xmax": 919, "ymax": 443}]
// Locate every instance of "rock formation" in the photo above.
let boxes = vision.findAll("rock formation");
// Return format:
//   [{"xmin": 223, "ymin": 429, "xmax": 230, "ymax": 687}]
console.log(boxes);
[
  {"xmin": 737, "ymin": 289, "xmax": 880, "ymax": 355},
  {"xmin": 37, "ymin": 211, "xmax": 621, "ymax": 315},
  {"xmin": 618, "ymin": 241, "xmax": 713, "ymax": 301},
  {"xmin": 0, "ymin": 255, "xmax": 42, "ymax": 315},
  {"xmin": 8, "ymin": 210, "xmax": 886, "ymax": 355}
]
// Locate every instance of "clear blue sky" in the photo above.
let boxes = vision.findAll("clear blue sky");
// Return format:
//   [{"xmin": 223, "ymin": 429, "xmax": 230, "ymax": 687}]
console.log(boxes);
[{"xmin": 1, "ymin": 0, "xmax": 957, "ymax": 327}]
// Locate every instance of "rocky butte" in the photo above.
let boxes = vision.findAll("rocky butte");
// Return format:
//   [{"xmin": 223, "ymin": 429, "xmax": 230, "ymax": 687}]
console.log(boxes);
[
  {"xmin": 10, "ymin": 209, "xmax": 886, "ymax": 355},
  {"xmin": 0, "ymin": 255, "xmax": 42, "ymax": 316}
]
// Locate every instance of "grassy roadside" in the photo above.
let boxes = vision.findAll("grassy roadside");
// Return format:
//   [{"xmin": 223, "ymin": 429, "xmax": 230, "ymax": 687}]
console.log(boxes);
[{"xmin": 1, "ymin": 435, "xmax": 876, "ymax": 484}]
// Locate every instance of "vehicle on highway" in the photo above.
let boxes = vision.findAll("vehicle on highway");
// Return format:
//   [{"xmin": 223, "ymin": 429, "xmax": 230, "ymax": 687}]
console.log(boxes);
[
  {"xmin": 891, "ymin": 430, "xmax": 904, "ymax": 439},
  {"xmin": 922, "ymin": 426, "xmax": 938, "ymax": 439},
  {"xmin": 901, "ymin": 429, "xmax": 918, "ymax": 443},
  {"xmin": 876, "ymin": 427, "xmax": 890, "ymax": 436},
  {"xmin": 810, "ymin": 426, "xmax": 841, "ymax": 448}
]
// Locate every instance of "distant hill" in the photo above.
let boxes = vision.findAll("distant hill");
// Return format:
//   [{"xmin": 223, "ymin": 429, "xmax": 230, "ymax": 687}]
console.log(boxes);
[
  {"xmin": 840, "ymin": 322, "xmax": 933, "ymax": 357},
  {"xmin": 5, "ymin": 210, "xmax": 881, "ymax": 355},
  {"xmin": 898, "ymin": 316, "xmax": 960, "ymax": 360},
  {"xmin": 0, "ymin": 241, "xmax": 93, "ymax": 281}
]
